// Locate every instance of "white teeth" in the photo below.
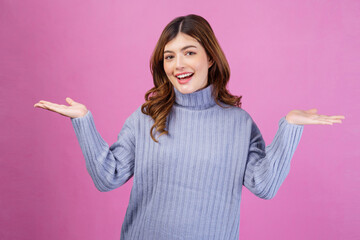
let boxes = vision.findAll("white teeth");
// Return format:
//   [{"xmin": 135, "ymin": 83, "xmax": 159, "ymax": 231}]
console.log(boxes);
[{"xmin": 177, "ymin": 73, "xmax": 193, "ymax": 79}]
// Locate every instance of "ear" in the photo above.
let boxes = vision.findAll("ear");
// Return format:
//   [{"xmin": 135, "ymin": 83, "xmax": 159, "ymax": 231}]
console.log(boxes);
[{"xmin": 208, "ymin": 57, "xmax": 214, "ymax": 68}]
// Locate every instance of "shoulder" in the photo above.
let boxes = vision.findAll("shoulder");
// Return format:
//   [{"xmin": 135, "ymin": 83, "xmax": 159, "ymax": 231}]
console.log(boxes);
[
  {"xmin": 216, "ymin": 102, "xmax": 254, "ymax": 123},
  {"xmin": 125, "ymin": 104, "xmax": 152, "ymax": 124}
]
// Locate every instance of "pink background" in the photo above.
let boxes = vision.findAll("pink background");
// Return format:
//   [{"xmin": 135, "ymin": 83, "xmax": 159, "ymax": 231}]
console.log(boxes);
[{"xmin": 1, "ymin": 0, "xmax": 359, "ymax": 239}]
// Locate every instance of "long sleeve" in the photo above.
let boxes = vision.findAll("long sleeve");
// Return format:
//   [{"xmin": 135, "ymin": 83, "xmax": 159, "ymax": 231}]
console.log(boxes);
[
  {"xmin": 243, "ymin": 116, "xmax": 304, "ymax": 199},
  {"xmin": 71, "ymin": 110, "xmax": 136, "ymax": 192}
]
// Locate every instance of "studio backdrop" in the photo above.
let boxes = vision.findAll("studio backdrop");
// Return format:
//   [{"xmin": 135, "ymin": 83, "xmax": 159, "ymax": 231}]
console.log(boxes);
[{"xmin": 0, "ymin": 0, "xmax": 358, "ymax": 240}]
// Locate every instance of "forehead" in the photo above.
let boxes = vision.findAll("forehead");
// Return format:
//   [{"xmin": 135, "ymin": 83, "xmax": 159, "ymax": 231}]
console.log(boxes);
[{"xmin": 164, "ymin": 33, "xmax": 200, "ymax": 51}]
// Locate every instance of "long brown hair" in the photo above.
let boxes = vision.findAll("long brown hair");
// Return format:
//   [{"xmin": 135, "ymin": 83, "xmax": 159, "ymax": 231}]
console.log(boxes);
[{"xmin": 141, "ymin": 14, "xmax": 242, "ymax": 143}]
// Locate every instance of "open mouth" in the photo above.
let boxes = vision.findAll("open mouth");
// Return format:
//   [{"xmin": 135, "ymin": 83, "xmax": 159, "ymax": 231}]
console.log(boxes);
[{"xmin": 176, "ymin": 73, "xmax": 194, "ymax": 80}]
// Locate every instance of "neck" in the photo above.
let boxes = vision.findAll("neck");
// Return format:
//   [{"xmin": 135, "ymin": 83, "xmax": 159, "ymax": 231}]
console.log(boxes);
[{"xmin": 173, "ymin": 84, "xmax": 217, "ymax": 110}]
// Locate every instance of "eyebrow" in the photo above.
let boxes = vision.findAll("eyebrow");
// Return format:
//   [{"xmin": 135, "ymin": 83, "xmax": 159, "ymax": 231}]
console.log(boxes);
[{"xmin": 164, "ymin": 45, "xmax": 197, "ymax": 54}]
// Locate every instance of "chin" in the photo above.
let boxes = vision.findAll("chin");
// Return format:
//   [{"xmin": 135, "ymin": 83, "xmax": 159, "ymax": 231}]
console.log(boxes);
[{"xmin": 175, "ymin": 85, "xmax": 197, "ymax": 94}]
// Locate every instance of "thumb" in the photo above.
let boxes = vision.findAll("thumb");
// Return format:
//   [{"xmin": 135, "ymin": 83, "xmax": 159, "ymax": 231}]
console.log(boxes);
[
  {"xmin": 66, "ymin": 97, "xmax": 75, "ymax": 105},
  {"xmin": 306, "ymin": 108, "xmax": 318, "ymax": 113}
]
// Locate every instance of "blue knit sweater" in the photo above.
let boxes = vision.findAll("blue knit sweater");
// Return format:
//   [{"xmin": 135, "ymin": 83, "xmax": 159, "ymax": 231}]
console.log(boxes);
[{"xmin": 71, "ymin": 83, "xmax": 304, "ymax": 240}]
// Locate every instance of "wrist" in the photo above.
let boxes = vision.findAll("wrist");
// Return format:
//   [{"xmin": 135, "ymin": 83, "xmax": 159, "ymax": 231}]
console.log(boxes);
[{"xmin": 285, "ymin": 112, "xmax": 295, "ymax": 124}]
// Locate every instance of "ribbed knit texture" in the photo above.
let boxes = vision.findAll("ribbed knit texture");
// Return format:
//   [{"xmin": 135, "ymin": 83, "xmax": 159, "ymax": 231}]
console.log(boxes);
[{"xmin": 71, "ymin": 84, "xmax": 304, "ymax": 240}]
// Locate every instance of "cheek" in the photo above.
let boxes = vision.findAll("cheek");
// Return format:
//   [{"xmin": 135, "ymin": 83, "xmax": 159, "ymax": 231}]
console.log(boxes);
[
  {"xmin": 194, "ymin": 62, "xmax": 208, "ymax": 74},
  {"xmin": 194, "ymin": 55, "xmax": 209, "ymax": 72}
]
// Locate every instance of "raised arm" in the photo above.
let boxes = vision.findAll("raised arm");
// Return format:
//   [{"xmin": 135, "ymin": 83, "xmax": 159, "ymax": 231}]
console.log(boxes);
[
  {"xmin": 34, "ymin": 98, "xmax": 136, "ymax": 192},
  {"xmin": 243, "ymin": 108, "xmax": 344, "ymax": 199},
  {"xmin": 243, "ymin": 116, "xmax": 304, "ymax": 199},
  {"xmin": 71, "ymin": 111, "xmax": 136, "ymax": 192}
]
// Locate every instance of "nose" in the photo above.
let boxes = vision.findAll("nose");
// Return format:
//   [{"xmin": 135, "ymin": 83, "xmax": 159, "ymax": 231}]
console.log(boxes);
[{"xmin": 175, "ymin": 55, "xmax": 185, "ymax": 70}]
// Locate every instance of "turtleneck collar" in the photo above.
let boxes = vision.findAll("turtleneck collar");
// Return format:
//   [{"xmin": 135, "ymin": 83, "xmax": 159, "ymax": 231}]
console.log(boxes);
[{"xmin": 173, "ymin": 84, "xmax": 217, "ymax": 110}]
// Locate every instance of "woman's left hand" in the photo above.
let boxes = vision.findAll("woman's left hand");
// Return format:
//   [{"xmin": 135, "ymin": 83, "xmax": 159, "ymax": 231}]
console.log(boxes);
[{"xmin": 285, "ymin": 108, "xmax": 345, "ymax": 125}]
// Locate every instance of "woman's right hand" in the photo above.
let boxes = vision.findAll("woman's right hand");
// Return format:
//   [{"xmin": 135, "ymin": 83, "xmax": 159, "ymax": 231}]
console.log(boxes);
[{"xmin": 34, "ymin": 97, "xmax": 88, "ymax": 119}]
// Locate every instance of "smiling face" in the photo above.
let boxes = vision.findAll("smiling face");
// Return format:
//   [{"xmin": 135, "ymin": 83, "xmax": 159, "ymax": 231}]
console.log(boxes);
[{"xmin": 163, "ymin": 32, "xmax": 213, "ymax": 94}]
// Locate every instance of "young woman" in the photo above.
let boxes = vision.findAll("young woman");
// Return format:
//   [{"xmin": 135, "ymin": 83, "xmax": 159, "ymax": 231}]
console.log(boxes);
[{"xmin": 34, "ymin": 14, "xmax": 344, "ymax": 240}]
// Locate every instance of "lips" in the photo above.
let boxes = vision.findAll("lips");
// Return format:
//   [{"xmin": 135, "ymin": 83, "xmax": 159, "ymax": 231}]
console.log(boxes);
[
  {"xmin": 177, "ymin": 74, "xmax": 193, "ymax": 84},
  {"xmin": 175, "ymin": 72, "xmax": 194, "ymax": 79}
]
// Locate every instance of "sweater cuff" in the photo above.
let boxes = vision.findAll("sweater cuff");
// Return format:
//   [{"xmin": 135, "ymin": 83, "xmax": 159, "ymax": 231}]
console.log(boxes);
[
  {"xmin": 281, "ymin": 116, "xmax": 304, "ymax": 127},
  {"xmin": 70, "ymin": 110, "xmax": 108, "ymax": 149},
  {"xmin": 70, "ymin": 110, "xmax": 93, "ymax": 131}
]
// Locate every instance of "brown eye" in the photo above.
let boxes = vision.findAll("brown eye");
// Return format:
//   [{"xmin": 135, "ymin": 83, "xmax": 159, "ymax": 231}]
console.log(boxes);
[{"xmin": 164, "ymin": 55, "xmax": 174, "ymax": 60}]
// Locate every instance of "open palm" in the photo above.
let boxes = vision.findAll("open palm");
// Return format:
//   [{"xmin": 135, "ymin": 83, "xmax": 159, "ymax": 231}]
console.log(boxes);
[
  {"xmin": 34, "ymin": 97, "xmax": 88, "ymax": 119},
  {"xmin": 286, "ymin": 108, "xmax": 345, "ymax": 125}
]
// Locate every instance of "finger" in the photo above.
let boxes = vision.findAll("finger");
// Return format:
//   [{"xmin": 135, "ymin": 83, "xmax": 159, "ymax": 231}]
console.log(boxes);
[
  {"xmin": 66, "ymin": 97, "xmax": 75, "ymax": 105},
  {"xmin": 317, "ymin": 117, "xmax": 342, "ymax": 123},
  {"xmin": 43, "ymin": 101, "xmax": 62, "ymax": 108},
  {"xmin": 34, "ymin": 103, "xmax": 45, "ymax": 108},
  {"xmin": 34, "ymin": 102, "xmax": 71, "ymax": 117},
  {"xmin": 319, "ymin": 118, "xmax": 344, "ymax": 125},
  {"xmin": 316, "ymin": 114, "xmax": 345, "ymax": 119},
  {"xmin": 318, "ymin": 121, "xmax": 333, "ymax": 125},
  {"xmin": 313, "ymin": 120, "xmax": 333, "ymax": 125},
  {"xmin": 38, "ymin": 101, "xmax": 63, "ymax": 113},
  {"xmin": 306, "ymin": 108, "xmax": 318, "ymax": 113},
  {"xmin": 39, "ymin": 100, "xmax": 56, "ymax": 105},
  {"xmin": 329, "ymin": 115, "xmax": 345, "ymax": 119},
  {"xmin": 318, "ymin": 116, "xmax": 344, "ymax": 122},
  {"xmin": 328, "ymin": 119, "xmax": 342, "ymax": 123}
]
